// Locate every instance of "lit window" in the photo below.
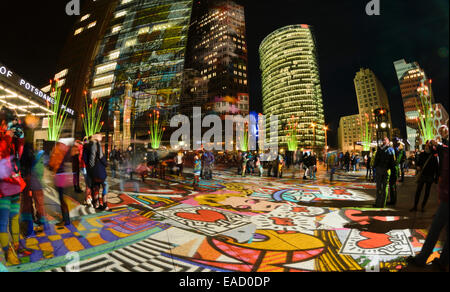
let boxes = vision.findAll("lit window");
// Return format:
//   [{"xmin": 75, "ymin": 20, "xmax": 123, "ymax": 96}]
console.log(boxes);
[
  {"xmin": 91, "ymin": 87, "xmax": 112, "ymax": 99},
  {"xmin": 74, "ymin": 27, "xmax": 84, "ymax": 35},
  {"xmin": 80, "ymin": 14, "xmax": 90, "ymax": 22},
  {"xmin": 125, "ymin": 39, "xmax": 137, "ymax": 47},
  {"xmin": 115, "ymin": 11, "xmax": 127, "ymax": 18},
  {"xmin": 96, "ymin": 62, "xmax": 117, "ymax": 75},
  {"xmin": 138, "ymin": 27, "xmax": 150, "ymax": 34},
  {"xmin": 93, "ymin": 74, "xmax": 115, "ymax": 87},
  {"xmin": 112, "ymin": 25, "xmax": 122, "ymax": 34},
  {"xmin": 87, "ymin": 21, "xmax": 97, "ymax": 29}
]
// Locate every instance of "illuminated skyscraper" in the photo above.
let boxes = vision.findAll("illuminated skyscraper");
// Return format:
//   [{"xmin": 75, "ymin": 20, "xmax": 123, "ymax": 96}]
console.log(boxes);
[
  {"xmin": 185, "ymin": 0, "xmax": 249, "ymax": 117},
  {"xmin": 260, "ymin": 25, "xmax": 325, "ymax": 150},
  {"xmin": 394, "ymin": 59, "xmax": 434, "ymax": 149},
  {"xmin": 89, "ymin": 0, "xmax": 194, "ymax": 139}
]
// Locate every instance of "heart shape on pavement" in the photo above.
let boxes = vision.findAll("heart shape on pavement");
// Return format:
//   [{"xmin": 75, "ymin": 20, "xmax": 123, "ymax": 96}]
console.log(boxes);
[
  {"xmin": 176, "ymin": 209, "xmax": 227, "ymax": 223},
  {"xmin": 357, "ymin": 232, "xmax": 392, "ymax": 249}
]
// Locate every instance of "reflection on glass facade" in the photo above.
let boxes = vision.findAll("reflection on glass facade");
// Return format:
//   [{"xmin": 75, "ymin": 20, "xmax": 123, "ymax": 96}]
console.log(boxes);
[
  {"xmin": 260, "ymin": 25, "xmax": 325, "ymax": 150},
  {"xmin": 90, "ymin": 0, "xmax": 193, "ymax": 134}
]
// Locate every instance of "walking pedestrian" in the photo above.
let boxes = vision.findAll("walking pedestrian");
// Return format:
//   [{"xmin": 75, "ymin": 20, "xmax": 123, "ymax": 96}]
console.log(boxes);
[{"xmin": 410, "ymin": 141, "xmax": 439, "ymax": 212}]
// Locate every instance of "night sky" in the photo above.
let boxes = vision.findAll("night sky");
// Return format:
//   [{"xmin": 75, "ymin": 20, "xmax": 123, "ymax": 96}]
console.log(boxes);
[{"xmin": 1, "ymin": 0, "xmax": 448, "ymax": 147}]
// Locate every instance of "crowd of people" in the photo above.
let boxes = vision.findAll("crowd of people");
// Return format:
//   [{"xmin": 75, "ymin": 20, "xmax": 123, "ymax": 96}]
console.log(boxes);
[{"xmin": 0, "ymin": 103, "xmax": 448, "ymax": 270}]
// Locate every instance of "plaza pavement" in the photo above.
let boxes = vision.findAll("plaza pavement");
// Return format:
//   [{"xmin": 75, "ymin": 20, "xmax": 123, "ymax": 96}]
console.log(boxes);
[{"xmin": 1, "ymin": 163, "xmax": 446, "ymax": 272}]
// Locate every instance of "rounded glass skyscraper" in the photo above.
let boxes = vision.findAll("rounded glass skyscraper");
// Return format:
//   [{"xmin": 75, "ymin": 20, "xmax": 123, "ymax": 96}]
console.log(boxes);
[{"xmin": 260, "ymin": 25, "xmax": 325, "ymax": 151}]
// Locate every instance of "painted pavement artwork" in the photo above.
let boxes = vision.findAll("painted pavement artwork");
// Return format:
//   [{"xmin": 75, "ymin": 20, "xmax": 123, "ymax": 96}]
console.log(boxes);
[{"xmin": 4, "ymin": 167, "xmax": 445, "ymax": 272}]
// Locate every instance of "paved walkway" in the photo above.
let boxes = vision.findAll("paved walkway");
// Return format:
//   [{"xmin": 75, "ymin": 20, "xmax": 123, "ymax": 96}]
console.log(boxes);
[{"xmin": 2, "ymin": 164, "xmax": 446, "ymax": 272}]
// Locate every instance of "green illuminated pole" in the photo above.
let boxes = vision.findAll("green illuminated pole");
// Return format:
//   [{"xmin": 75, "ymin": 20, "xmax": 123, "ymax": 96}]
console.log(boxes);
[
  {"xmin": 81, "ymin": 94, "xmax": 105, "ymax": 137},
  {"xmin": 360, "ymin": 114, "xmax": 373, "ymax": 152},
  {"xmin": 149, "ymin": 110, "xmax": 165, "ymax": 149},
  {"xmin": 240, "ymin": 122, "xmax": 249, "ymax": 152},
  {"xmin": 286, "ymin": 117, "xmax": 299, "ymax": 151},
  {"xmin": 47, "ymin": 81, "xmax": 71, "ymax": 142},
  {"xmin": 415, "ymin": 80, "xmax": 436, "ymax": 143}
]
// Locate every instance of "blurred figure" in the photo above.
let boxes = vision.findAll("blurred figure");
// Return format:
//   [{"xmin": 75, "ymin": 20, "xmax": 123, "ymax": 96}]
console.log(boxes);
[
  {"xmin": 309, "ymin": 152, "xmax": 317, "ymax": 180},
  {"xmin": 203, "ymin": 150, "xmax": 215, "ymax": 180},
  {"xmin": 109, "ymin": 146, "xmax": 121, "ymax": 179},
  {"xmin": 118, "ymin": 145, "xmax": 139, "ymax": 193},
  {"xmin": 256, "ymin": 154, "xmax": 264, "ymax": 177},
  {"xmin": 81, "ymin": 137, "xmax": 92, "ymax": 206},
  {"xmin": 0, "ymin": 107, "xmax": 26, "ymax": 266},
  {"xmin": 277, "ymin": 152, "xmax": 285, "ymax": 178},
  {"xmin": 344, "ymin": 151, "xmax": 350, "ymax": 172},
  {"xmin": 175, "ymin": 151, "xmax": 184, "ymax": 177},
  {"xmin": 193, "ymin": 154, "xmax": 201, "ymax": 188},
  {"xmin": 71, "ymin": 140, "xmax": 83, "ymax": 193},
  {"xmin": 49, "ymin": 138, "xmax": 74, "ymax": 226},
  {"xmin": 19, "ymin": 115, "xmax": 48, "ymax": 238},
  {"xmin": 365, "ymin": 150, "xmax": 373, "ymax": 181},
  {"xmin": 410, "ymin": 140, "xmax": 439, "ymax": 212}
]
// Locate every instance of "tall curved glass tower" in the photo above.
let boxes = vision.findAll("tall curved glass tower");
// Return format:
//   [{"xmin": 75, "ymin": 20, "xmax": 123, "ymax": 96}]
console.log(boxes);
[{"xmin": 260, "ymin": 25, "xmax": 325, "ymax": 151}]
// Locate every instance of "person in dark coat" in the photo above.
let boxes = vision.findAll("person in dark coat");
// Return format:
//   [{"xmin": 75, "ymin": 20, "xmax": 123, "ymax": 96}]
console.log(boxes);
[
  {"xmin": 410, "ymin": 141, "xmax": 440, "ymax": 212},
  {"xmin": 89, "ymin": 135, "xmax": 109, "ymax": 211}
]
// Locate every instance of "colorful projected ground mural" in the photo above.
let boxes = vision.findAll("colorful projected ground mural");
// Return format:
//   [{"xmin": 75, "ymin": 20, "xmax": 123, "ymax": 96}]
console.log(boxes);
[{"xmin": 5, "ymin": 168, "xmax": 443, "ymax": 272}]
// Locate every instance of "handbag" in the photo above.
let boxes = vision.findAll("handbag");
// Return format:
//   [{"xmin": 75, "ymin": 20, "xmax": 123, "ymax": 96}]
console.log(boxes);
[{"xmin": 416, "ymin": 155, "xmax": 433, "ymax": 184}]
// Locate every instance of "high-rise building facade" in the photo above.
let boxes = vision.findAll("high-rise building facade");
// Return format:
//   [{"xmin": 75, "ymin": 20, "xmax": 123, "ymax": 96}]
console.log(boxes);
[
  {"xmin": 394, "ymin": 59, "xmax": 434, "ymax": 150},
  {"xmin": 354, "ymin": 68, "xmax": 391, "ymax": 118},
  {"xmin": 354, "ymin": 68, "xmax": 392, "ymax": 138},
  {"xmin": 260, "ymin": 25, "xmax": 325, "ymax": 150},
  {"xmin": 41, "ymin": 0, "xmax": 118, "ymax": 124},
  {"xmin": 89, "ymin": 0, "xmax": 194, "ymax": 138},
  {"xmin": 184, "ymin": 0, "xmax": 249, "ymax": 117},
  {"xmin": 338, "ymin": 114, "xmax": 361, "ymax": 153}
]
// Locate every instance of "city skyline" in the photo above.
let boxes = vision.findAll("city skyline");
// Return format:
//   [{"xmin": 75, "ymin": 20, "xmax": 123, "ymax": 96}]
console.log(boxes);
[{"xmin": 0, "ymin": 0, "xmax": 448, "ymax": 147}]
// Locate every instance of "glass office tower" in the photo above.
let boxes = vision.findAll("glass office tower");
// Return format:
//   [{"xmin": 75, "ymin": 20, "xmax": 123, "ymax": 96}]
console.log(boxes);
[{"xmin": 260, "ymin": 25, "xmax": 325, "ymax": 150}]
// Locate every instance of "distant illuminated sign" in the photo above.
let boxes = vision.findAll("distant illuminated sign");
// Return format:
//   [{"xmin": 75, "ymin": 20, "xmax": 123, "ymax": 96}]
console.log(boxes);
[{"xmin": 0, "ymin": 63, "xmax": 75, "ymax": 116}]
